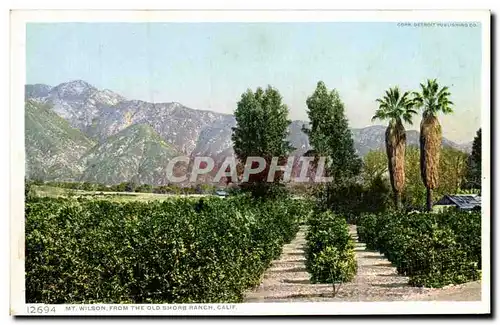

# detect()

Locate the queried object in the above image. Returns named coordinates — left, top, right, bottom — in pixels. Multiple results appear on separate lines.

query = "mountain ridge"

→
left=24, top=80, right=473, bottom=184
left=26, top=80, right=471, bottom=148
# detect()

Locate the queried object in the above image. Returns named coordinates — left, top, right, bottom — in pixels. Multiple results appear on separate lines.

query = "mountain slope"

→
left=191, top=115, right=236, bottom=158
left=86, top=100, right=232, bottom=154
left=29, top=82, right=231, bottom=155
left=25, top=100, right=96, bottom=181
left=24, top=80, right=473, bottom=184
left=79, top=124, right=181, bottom=185
left=350, top=125, right=471, bottom=156
left=25, top=84, right=52, bottom=99
left=30, top=80, right=125, bottom=133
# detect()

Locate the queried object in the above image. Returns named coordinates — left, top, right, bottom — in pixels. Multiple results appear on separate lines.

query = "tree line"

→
left=231, top=82, right=362, bottom=200
left=372, top=79, right=481, bottom=211
left=231, top=79, right=481, bottom=212
left=27, top=180, right=220, bottom=195
left=28, top=79, right=481, bottom=212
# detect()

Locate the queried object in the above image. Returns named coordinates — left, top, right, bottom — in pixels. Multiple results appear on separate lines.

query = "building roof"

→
left=436, top=194, right=481, bottom=210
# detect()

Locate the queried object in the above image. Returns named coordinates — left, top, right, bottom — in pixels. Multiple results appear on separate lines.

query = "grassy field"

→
left=32, top=185, right=209, bottom=202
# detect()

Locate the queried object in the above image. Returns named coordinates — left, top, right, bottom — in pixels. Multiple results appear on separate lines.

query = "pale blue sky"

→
left=26, top=22, right=482, bottom=143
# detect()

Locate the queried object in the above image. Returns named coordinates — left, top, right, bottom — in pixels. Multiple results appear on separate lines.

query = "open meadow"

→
left=31, top=185, right=209, bottom=202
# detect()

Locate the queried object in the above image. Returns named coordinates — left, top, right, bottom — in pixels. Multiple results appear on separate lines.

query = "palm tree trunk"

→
left=386, top=121, right=406, bottom=211
left=420, top=115, right=441, bottom=212
left=394, top=191, right=402, bottom=211
left=426, top=187, right=433, bottom=211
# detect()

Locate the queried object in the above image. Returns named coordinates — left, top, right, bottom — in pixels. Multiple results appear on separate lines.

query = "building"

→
left=433, top=194, right=481, bottom=212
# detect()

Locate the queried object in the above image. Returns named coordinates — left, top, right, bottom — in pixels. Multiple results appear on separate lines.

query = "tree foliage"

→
left=364, top=146, right=469, bottom=210
left=403, top=146, right=468, bottom=208
left=403, top=146, right=427, bottom=208
left=303, top=81, right=362, bottom=182
left=26, top=196, right=311, bottom=303
left=305, top=211, right=357, bottom=284
left=357, top=210, right=481, bottom=288
left=231, top=86, right=293, bottom=197
left=303, top=81, right=362, bottom=211
left=413, top=79, right=454, bottom=118
left=373, top=87, right=417, bottom=124
left=466, top=128, right=482, bottom=190
left=372, top=86, right=417, bottom=210
left=439, top=146, right=469, bottom=193
left=413, top=79, right=454, bottom=211
left=362, top=150, right=388, bottom=184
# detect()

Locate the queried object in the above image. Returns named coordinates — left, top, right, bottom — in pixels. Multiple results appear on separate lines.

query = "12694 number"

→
left=26, top=306, right=56, bottom=314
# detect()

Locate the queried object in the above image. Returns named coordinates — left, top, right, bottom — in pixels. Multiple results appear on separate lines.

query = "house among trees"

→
left=433, top=194, right=481, bottom=212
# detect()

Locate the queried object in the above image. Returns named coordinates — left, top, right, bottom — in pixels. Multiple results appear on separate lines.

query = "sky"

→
left=26, top=22, right=482, bottom=143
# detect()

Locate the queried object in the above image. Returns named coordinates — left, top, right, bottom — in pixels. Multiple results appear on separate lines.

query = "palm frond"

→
left=374, top=86, right=417, bottom=125
left=414, top=79, right=454, bottom=117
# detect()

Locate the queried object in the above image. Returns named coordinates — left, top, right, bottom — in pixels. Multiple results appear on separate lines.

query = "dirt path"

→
left=243, top=225, right=481, bottom=302
left=405, top=281, right=482, bottom=301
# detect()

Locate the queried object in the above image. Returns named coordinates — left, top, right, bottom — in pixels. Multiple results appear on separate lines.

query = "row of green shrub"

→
left=29, top=179, right=219, bottom=195
left=25, top=195, right=311, bottom=303
left=291, top=198, right=315, bottom=225
left=305, top=211, right=357, bottom=284
left=357, top=210, right=481, bottom=287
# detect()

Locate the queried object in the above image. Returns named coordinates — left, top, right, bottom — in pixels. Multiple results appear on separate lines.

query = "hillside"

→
left=79, top=124, right=181, bottom=185
left=25, top=100, right=95, bottom=181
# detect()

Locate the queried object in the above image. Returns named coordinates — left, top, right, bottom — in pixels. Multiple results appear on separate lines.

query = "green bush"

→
left=318, top=176, right=392, bottom=225
left=135, top=184, right=153, bottom=193
left=25, top=195, right=311, bottom=304
left=305, top=211, right=357, bottom=283
left=355, top=213, right=381, bottom=249
left=25, top=179, right=36, bottom=201
left=357, top=210, right=481, bottom=288
left=287, top=198, right=315, bottom=225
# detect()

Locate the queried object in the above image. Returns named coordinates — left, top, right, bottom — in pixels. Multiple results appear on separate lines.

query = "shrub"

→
left=307, top=246, right=357, bottom=284
left=287, top=198, right=315, bottom=225
left=25, top=179, right=36, bottom=201
left=25, top=196, right=311, bottom=303
left=124, top=182, right=137, bottom=192
left=356, top=210, right=481, bottom=288
left=305, top=211, right=357, bottom=284
left=135, top=184, right=153, bottom=193
left=320, top=177, right=392, bottom=225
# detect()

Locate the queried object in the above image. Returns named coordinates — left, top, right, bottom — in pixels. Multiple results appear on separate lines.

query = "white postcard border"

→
left=10, top=9, right=491, bottom=316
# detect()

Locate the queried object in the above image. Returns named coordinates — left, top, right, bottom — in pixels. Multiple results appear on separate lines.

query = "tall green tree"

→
left=466, top=128, right=482, bottom=190
left=374, top=146, right=469, bottom=209
left=303, top=81, right=362, bottom=207
left=362, top=150, right=388, bottom=184
left=439, top=147, right=469, bottom=194
left=372, top=87, right=417, bottom=210
left=403, top=146, right=427, bottom=208
left=231, top=86, right=293, bottom=196
left=413, top=79, right=454, bottom=211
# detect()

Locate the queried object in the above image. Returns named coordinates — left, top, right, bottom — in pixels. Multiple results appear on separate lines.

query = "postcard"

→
left=10, top=9, right=491, bottom=316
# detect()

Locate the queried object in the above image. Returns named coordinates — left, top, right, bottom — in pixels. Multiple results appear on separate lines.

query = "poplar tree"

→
left=303, top=81, right=361, bottom=183
left=231, top=86, right=293, bottom=197
left=303, top=81, right=362, bottom=208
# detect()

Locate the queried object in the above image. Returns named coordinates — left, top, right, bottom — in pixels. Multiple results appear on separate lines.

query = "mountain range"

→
left=25, top=80, right=473, bottom=185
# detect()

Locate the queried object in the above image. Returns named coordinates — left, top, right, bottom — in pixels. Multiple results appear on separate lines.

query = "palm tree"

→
left=413, top=79, right=454, bottom=211
left=372, top=87, right=417, bottom=210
